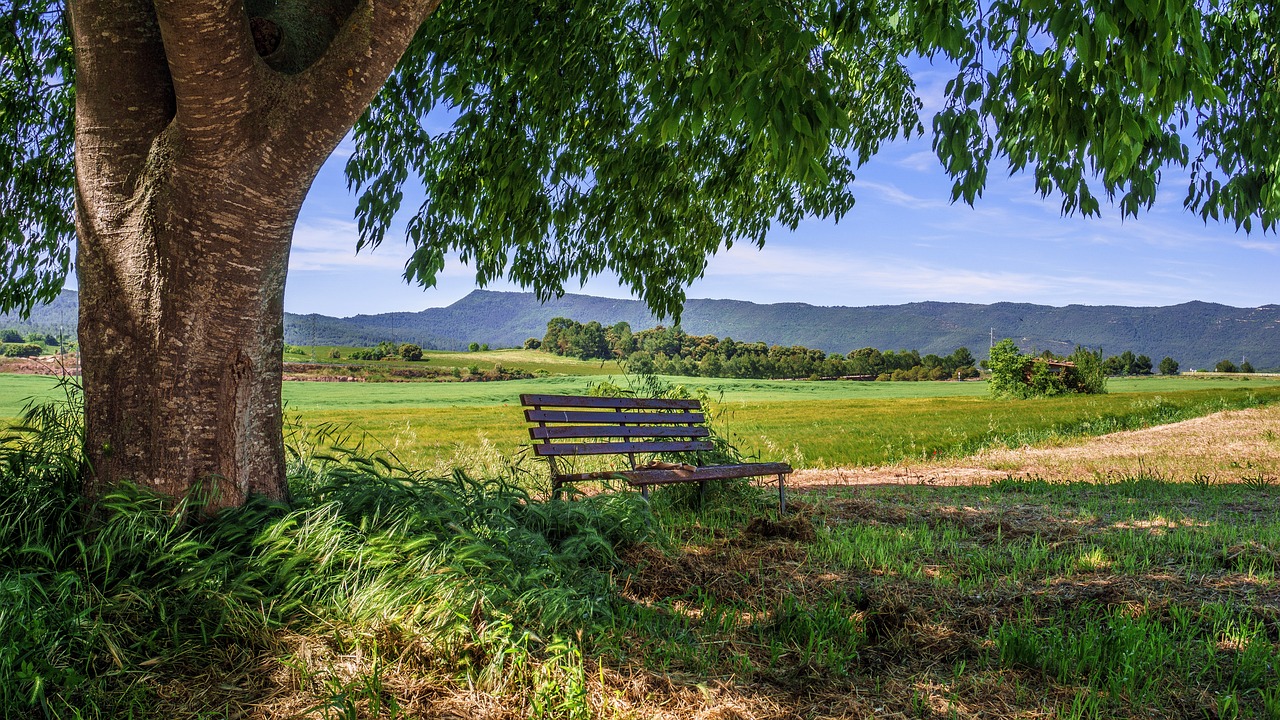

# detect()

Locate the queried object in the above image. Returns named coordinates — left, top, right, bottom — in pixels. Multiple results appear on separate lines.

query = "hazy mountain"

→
left=284, top=290, right=1280, bottom=370
left=6, top=289, right=1278, bottom=370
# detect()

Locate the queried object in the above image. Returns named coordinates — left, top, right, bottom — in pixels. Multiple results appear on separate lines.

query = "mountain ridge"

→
left=5, top=290, right=1277, bottom=370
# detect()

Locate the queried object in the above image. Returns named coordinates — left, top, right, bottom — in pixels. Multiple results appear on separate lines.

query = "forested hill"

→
left=279, top=290, right=1279, bottom=370
left=5, top=289, right=1278, bottom=370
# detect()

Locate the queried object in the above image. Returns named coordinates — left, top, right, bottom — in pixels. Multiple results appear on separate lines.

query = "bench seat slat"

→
left=530, top=425, right=711, bottom=440
left=532, top=440, right=714, bottom=456
left=555, top=462, right=793, bottom=485
left=525, top=409, right=705, bottom=425
left=521, top=394, right=701, bottom=410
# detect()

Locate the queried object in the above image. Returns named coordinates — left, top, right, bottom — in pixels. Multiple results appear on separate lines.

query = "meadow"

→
left=5, top=372, right=1280, bottom=474
left=283, top=345, right=628, bottom=376
left=4, top=369, right=1280, bottom=717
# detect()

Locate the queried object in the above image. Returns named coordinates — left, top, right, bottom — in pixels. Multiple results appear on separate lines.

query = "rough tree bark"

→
left=69, top=0, right=439, bottom=510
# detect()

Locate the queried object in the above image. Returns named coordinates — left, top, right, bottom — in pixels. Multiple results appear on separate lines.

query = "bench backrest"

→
left=521, top=393, right=714, bottom=458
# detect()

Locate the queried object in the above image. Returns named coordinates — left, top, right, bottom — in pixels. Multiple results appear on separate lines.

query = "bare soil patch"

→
left=789, top=404, right=1280, bottom=489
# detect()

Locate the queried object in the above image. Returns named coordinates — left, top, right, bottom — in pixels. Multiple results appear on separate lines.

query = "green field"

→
left=284, top=346, right=626, bottom=375
left=6, top=373, right=1280, bottom=473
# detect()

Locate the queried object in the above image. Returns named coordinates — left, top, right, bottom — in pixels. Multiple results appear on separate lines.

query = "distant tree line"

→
left=0, top=329, right=59, bottom=357
left=538, top=318, right=981, bottom=381
left=348, top=341, right=425, bottom=361
left=1213, top=359, right=1255, bottom=373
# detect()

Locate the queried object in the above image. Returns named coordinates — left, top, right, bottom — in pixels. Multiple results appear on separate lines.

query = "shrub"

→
left=989, top=340, right=1105, bottom=398
left=987, top=339, right=1030, bottom=397
left=1159, top=357, right=1179, bottom=375
left=398, top=343, right=423, bottom=361
left=0, top=329, right=22, bottom=343
left=1216, top=359, right=1239, bottom=373
left=1, top=343, right=43, bottom=358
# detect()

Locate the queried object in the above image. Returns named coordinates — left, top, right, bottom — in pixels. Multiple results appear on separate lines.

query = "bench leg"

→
left=778, top=473, right=787, bottom=514
left=641, top=485, right=650, bottom=503
left=698, top=480, right=708, bottom=509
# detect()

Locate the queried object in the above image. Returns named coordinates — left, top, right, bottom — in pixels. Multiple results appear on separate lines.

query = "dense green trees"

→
left=541, top=318, right=979, bottom=381
left=987, top=340, right=1107, bottom=398
left=0, top=343, right=42, bottom=358
left=1102, top=350, right=1154, bottom=376
left=349, top=342, right=425, bottom=362
left=1159, top=357, right=1180, bottom=375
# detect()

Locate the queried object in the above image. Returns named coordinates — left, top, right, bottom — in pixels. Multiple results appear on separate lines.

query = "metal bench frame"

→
left=521, top=393, right=792, bottom=512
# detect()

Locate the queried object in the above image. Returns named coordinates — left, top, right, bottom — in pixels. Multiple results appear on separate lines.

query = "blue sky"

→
left=283, top=64, right=1278, bottom=318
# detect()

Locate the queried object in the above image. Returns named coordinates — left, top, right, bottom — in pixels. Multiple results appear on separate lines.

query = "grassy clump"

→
left=0, top=392, right=651, bottom=717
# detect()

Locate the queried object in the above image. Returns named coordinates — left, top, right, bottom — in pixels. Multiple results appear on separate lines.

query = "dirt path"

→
left=790, top=403, right=1280, bottom=489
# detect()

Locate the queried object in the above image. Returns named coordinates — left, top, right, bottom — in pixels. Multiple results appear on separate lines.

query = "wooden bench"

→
left=521, top=393, right=793, bottom=512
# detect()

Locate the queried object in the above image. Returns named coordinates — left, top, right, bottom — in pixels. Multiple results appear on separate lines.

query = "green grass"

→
left=604, top=477, right=1280, bottom=718
left=292, top=379, right=1280, bottom=472
left=5, top=388, right=1280, bottom=718
left=284, top=346, right=627, bottom=375
left=8, top=373, right=1280, bottom=473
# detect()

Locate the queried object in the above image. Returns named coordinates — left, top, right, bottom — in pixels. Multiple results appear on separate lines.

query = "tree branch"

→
left=68, top=0, right=174, bottom=204
left=152, top=0, right=261, bottom=157
left=274, top=0, right=442, bottom=171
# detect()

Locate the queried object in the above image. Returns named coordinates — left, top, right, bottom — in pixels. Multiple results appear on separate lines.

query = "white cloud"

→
left=896, top=150, right=939, bottom=173
left=856, top=180, right=950, bottom=211
left=1233, top=240, right=1280, bottom=254
left=696, top=242, right=1213, bottom=308
left=288, top=218, right=405, bottom=272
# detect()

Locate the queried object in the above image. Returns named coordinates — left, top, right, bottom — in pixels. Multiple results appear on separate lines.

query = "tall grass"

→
left=0, top=388, right=652, bottom=717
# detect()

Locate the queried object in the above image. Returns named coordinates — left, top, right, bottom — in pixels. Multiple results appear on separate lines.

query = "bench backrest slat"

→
left=520, top=394, right=701, bottom=410
left=525, top=409, right=705, bottom=425
left=522, top=394, right=715, bottom=459
left=534, top=440, right=714, bottom=457
left=530, top=425, right=711, bottom=440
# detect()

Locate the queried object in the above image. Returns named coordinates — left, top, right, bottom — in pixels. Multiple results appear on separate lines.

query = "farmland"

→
left=5, top=371, right=1279, bottom=474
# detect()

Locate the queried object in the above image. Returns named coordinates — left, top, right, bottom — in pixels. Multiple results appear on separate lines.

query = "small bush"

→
left=1, top=343, right=43, bottom=357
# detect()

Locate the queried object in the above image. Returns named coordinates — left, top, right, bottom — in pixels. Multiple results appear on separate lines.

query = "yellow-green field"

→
left=284, top=346, right=626, bottom=375
left=9, top=372, right=1278, bottom=473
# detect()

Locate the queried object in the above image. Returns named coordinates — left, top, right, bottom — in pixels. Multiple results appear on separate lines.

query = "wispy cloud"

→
left=856, top=180, right=950, bottom=211
left=1233, top=240, right=1280, bottom=254
left=698, top=242, right=1214, bottom=307
left=896, top=150, right=939, bottom=173
left=289, top=218, right=405, bottom=272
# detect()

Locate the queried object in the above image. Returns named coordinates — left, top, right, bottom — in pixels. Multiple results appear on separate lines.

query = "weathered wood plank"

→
left=520, top=394, right=701, bottom=410
left=530, top=425, right=711, bottom=440
left=555, top=462, right=793, bottom=484
left=531, top=440, right=715, bottom=456
left=525, top=409, right=705, bottom=425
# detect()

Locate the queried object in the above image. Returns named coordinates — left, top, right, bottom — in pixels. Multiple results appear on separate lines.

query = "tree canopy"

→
left=4, top=0, right=1279, bottom=321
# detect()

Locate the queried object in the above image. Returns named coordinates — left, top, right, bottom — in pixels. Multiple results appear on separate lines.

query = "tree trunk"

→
left=68, top=0, right=438, bottom=511
left=78, top=135, right=308, bottom=510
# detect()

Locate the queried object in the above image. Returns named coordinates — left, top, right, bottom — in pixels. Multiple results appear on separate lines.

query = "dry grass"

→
left=790, top=404, right=1280, bottom=489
